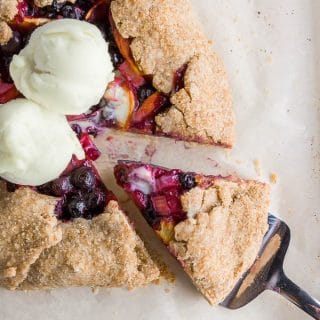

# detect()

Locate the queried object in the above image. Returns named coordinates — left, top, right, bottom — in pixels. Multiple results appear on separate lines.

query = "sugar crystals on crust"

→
left=19, top=201, right=160, bottom=290
left=169, top=179, right=270, bottom=304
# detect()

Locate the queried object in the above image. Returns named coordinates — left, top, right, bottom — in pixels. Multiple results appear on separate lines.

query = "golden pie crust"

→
left=169, top=179, right=270, bottom=304
left=0, top=182, right=160, bottom=290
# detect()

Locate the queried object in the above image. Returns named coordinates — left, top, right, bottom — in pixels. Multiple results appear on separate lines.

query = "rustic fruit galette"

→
left=114, top=162, right=270, bottom=304
left=0, top=0, right=269, bottom=302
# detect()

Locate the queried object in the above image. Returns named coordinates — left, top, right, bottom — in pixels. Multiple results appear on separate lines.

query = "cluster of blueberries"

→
left=37, top=166, right=107, bottom=220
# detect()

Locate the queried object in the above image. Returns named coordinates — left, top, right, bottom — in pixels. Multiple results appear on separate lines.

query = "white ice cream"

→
left=10, top=19, right=113, bottom=115
left=0, top=99, right=85, bottom=186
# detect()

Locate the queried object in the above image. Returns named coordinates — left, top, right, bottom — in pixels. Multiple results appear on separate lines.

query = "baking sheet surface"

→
left=1, top=0, right=319, bottom=319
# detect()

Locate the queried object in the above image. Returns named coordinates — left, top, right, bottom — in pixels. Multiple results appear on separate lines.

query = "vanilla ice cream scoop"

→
left=0, top=99, right=85, bottom=186
left=10, top=19, right=113, bottom=115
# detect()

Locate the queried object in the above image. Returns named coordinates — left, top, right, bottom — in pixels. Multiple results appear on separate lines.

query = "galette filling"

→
left=114, top=161, right=219, bottom=243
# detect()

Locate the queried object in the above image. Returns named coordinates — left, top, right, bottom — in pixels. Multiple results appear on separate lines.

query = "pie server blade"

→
left=221, top=214, right=320, bottom=319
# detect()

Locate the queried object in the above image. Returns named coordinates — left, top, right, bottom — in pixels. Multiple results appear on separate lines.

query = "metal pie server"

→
left=221, top=214, right=320, bottom=319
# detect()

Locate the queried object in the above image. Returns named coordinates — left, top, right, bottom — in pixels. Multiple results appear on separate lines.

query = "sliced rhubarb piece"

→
left=114, top=162, right=187, bottom=229
left=0, top=81, right=19, bottom=103
left=118, top=60, right=145, bottom=88
left=151, top=195, right=171, bottom=216
left=79, top=133, right=101, bottom=161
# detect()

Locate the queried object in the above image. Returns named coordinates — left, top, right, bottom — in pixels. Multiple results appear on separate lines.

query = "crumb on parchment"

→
left=269, top=173, right=278, bottom=184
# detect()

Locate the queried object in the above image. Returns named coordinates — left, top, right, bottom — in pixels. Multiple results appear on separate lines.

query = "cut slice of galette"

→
left=114, top=162, right=270, bottom=304
left=0, top=160, right=160, bottom=290
left=0, top=0, right=234, bottom=147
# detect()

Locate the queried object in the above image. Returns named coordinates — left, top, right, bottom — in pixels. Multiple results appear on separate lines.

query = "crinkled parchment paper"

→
left=0, top=0, right=319, bottom=319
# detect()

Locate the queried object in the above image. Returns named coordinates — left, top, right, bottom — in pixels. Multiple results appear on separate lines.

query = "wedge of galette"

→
left=114, top=162, right=270, bottom=304
left=0, top=160, right=159, bottom=290
left=0, top=0, right=234, bottom=147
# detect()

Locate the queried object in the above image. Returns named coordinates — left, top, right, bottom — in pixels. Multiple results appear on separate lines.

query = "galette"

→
left=115, top=162, right=270, bottom=304
left=0, top=0, right=268, bottom=302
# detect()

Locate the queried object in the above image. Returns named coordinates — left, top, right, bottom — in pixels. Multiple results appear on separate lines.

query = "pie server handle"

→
left=267, top=269, right=320, bottom=319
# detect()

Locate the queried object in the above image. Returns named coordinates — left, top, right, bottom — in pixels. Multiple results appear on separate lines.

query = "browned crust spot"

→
left=111, top=0, right=235, bottom=147
left=169, top=179, right=270, bottom=304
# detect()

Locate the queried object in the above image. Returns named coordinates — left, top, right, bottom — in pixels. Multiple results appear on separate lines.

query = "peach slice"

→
left=103, top=78, right=135, bottom=129
left=155, top=220, right=175, bottom=245
left=109, top=14, right=143, bottom=77
left=131, top=92, right=168, bottom=124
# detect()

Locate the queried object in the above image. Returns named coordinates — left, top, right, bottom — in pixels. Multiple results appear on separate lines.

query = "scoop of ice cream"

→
left=0, top=99, right=85, bottom=186
left=10, top=19, right=113, bottom=115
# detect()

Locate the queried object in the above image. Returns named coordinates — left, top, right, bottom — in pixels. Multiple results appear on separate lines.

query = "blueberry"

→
left=85, top=189, right=106, bottom=214
left=179, top=173, right=196, bottom=190
left=22, top=33, right=31, bottom=46
left=137, top=84, right=156, bottom=105
left=37, top=182, right=54, bottom=195
left=95, top=22, right=109, bottom=41
left=51, top=0, right=63, bottom=12
left=51, top=176, right=73, bottom=196
left=143, top=199, right=159, bottom=226
left=0, top=56, right=13, bottom=83
left=67, top=197, right=87, bottom=218
left=6, top=182, right=17, bottom=193
left=38, top=0, right=62, bottom=18
left=108, top=42, right=124, bottom=68
left=71, top=167, right=96, bottom=190
left=87, top=126, right=98, bottom=137
left=61, top=5, right=83, bottom=19
left=1, top=31, right=22, bottom=56
left=103, top=25, right=114, bottom=43
left=75, top=0, right=92, bottom=11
